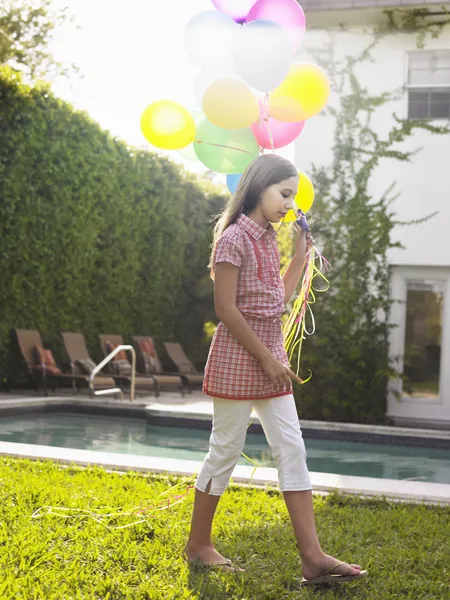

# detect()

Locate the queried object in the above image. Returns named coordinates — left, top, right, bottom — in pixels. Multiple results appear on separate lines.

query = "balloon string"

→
left=29, top=417, right=267, bottom=530
left=264, top=93, right=276, bottom=154
left=195, top=140, right=255, bottom=156
left=31, top=477, right=197, bottom=530
left=256, top=94, right=275, bottom=155
left=284, top=241, right=330, bottom=378
left=259, top=93, right=265, bottom=155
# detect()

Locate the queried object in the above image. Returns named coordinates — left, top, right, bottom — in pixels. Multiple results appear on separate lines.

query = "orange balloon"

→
left=203, top=78, right=259, bottom=129
left=269, top=63, right=330, bottom=122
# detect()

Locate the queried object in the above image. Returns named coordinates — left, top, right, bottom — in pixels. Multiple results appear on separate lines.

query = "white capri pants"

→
left=196, top=394, right=312, bottom=496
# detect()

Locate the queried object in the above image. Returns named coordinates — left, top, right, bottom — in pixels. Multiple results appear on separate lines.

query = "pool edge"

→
left=1, top=396, right=450, bottom=448
left=1, top=440, right=449, bottom=506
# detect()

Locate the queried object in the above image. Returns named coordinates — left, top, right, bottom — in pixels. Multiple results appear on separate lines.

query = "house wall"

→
left=294, top=8, right=450, bottom=427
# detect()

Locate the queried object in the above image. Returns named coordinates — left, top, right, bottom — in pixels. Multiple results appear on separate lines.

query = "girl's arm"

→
left=215, top=262, right=301, bottom=390
left=282, top=229, right=308, bottom=304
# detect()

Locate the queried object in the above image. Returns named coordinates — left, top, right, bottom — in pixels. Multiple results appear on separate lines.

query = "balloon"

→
left=194, top=119, right=259, bottom=174
left=177, top=111, right=205, bottom=161
left=194, top=68, right=237, bottom=108
left=226, top=173, right=242, bottom=193
left=232, top=20, right=293, bottom=92
left=203, top=78, right=259, bottom=129
left=251, top=103, right=304, bottom=149
left=296, top=172, right=315, bottom=212
left=246, top=0, right=306, bottom=51
left=211, top=0, right=258, bottom=23
left=140, top=101, right=196, bottom=150
left=183, top=11, right=236, bottom=71
left=269, top=63, right=330, bottom=122
left=284, top=172, right=315, bottom=222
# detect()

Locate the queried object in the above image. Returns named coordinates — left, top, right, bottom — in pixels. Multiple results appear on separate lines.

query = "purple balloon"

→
left=297, top=214, right=310, bottom=232
left=211, top=0, right=258, bottom=24
left=295, top=211, right=310, bottom=233
left=246, top=0, right=306, bottom=50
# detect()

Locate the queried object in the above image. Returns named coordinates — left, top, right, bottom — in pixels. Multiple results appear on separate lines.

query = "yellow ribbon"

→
left=284, top=245, right=330, bottom=379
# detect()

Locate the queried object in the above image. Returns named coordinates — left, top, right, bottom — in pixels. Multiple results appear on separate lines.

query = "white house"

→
left=296, top=1, right=450, bottom=428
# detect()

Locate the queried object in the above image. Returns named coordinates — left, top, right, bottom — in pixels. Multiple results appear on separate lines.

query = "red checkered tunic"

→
left=203, top=214, right=292, bottom=400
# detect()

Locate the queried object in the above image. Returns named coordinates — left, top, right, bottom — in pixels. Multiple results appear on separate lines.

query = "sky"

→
left=50, top=0, right=295, bottom=174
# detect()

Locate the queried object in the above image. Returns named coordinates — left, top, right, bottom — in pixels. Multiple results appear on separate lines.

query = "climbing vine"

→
left=382, top=7, right=450, bottom=48
left=287, top=13, right=450, bottom=423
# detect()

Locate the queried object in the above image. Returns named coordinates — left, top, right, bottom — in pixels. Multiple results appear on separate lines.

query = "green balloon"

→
left=194, top=119, right=259, bottom=174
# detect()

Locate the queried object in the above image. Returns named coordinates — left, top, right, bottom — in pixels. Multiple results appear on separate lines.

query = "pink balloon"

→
left=251, top=108, right=304, bottom=150
left=211, top=0, right=258, bottom=24
left=246, top=0, right=306, bottom=50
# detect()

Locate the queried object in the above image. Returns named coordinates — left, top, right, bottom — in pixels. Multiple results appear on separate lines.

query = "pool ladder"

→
left=89, top=345, right=136, bottom=401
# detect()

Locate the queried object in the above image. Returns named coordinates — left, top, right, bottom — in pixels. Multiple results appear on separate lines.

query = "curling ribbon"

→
left=284, top=210, right=330, bottom=379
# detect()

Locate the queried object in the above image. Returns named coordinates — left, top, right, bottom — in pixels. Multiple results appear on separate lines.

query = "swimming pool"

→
left=0, top=411, right=449, bottom=484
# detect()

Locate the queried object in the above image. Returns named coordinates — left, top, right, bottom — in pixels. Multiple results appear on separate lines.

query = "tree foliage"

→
left=0, top=0, right=73, bottom=80
left=0, top=67, right=223, bottom=380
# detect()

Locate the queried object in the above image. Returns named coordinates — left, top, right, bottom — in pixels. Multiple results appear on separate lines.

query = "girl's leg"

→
left=254, top=395, right=361, bottom=580
left=184, top=398, right=253, bottom=564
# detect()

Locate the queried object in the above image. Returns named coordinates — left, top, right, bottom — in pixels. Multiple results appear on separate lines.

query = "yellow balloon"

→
left=203, top=78, right=259, bottom=130
left=269, top=63, right=330, bottom=122
left=140, top=100, right=196, bottom=150
left=284, top=172, right=315, bottom=222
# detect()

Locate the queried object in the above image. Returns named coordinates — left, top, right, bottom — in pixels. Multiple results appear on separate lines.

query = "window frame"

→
left=402, top=278, right=445, bottom=401
left=406, top=49, right=450, bottom=121
left=389, top=266, right=450, bottom=408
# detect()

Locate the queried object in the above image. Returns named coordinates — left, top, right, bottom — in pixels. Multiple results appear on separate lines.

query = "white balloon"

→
left=183, top=11, right=237, bottom=71
left=232, top=19, right=294, bottom=92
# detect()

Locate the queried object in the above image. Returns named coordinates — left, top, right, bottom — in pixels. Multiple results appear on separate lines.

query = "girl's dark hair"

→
left=210, top=154, right=297, bottom=271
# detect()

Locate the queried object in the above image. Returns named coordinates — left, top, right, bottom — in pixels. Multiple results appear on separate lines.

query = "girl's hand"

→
left=260, top=355, right=302, bottom=390
left=294, top=228, right=313, bottom=264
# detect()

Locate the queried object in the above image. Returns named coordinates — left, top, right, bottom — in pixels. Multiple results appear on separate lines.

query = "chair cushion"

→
left=76, top=358, right=97, bottom=375
left=105, top=342, right=131, bottom=375
left=33, top=345, right=62, bottom=375
left=153, top=374, right=182, bottom=385
left=139, top=339, right=160, bottom=373
left=112, top=359, right=132, bottom=376
left=184, top=373, right=204, bottom=384
left=134, top=376, right=156, bottom=388
left=92, top=376, right=116, bottom=387
left=106, top=341, right=127, bottom=361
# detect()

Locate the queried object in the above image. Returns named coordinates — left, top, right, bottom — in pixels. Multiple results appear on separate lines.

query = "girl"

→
left=184, top=155, right=367, bottom=585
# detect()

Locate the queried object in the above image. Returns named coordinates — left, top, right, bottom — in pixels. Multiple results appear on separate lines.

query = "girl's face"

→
left=256, top=176, right=299, bottom=225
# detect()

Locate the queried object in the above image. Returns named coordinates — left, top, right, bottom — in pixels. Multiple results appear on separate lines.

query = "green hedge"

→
left=0, top=67, right=224, bottom=380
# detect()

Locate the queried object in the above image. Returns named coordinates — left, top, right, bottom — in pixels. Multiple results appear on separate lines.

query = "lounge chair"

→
left=61, top=332, right=119, bottom=395
left=163, top=342, right=204, bottom=390
left=132, top=336, right=186, bottom=395
left=98, top=334, right=159, bottom=397
left=15, top=328, right=72, bottom=395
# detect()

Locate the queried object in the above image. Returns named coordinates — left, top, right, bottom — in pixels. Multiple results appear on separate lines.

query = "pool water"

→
left=0, top=412, right=449, bottom=484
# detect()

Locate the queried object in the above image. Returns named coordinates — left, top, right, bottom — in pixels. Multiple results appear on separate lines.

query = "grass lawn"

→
left=0, top=457, right=449, bottom=599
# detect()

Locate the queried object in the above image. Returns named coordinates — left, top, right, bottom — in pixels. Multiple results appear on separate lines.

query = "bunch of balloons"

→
left=140, top=0, right=330, bottom=215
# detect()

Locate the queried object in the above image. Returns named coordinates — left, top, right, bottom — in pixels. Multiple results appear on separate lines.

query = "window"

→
left=407, top=50, right=450, bottom=120
left=403, top=280, right=444, bottom=399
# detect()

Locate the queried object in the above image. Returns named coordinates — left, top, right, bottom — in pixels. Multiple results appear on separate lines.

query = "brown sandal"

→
left=301, top=561, right=368, bottom=585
